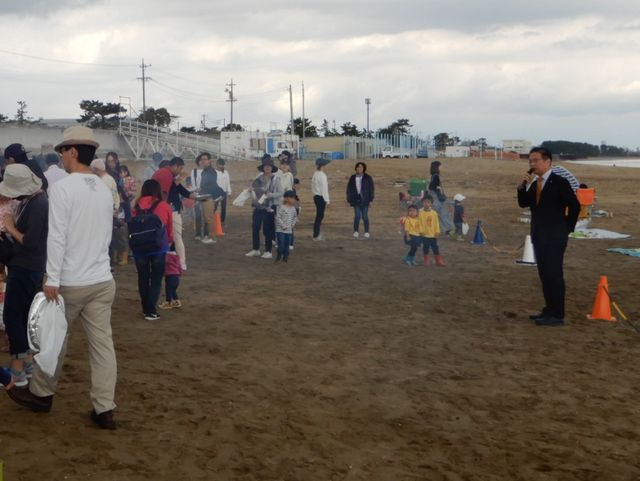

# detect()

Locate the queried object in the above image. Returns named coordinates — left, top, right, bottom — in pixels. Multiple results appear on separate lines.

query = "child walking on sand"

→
left=420, top=194, right=446, bottom=267
left=402, top=204, right=422, bottom=266
left=159, top=249, right=182, bottom=309
left=275, top=190, right=298, bottom=262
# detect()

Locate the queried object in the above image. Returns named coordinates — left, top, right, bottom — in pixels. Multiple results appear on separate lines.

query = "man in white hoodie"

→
left=7, top=126, right=119, bottom=430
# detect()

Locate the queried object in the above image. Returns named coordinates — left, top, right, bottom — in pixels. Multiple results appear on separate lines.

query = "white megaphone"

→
left=516, top=235, right=536, bottom=266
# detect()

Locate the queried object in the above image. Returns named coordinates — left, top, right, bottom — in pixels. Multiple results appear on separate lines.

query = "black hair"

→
left=158, top=160, right=170, bottom=168
left=45, top=153, right=60, bottom=165
left=196, top=152, right=211, bottom=165
left=422, top=193, right=434, bottom=203
left=430, top=160, right=441, bottom=175
left=217, top=158, right=225, bottom=165
left=530, top=147, right=553, bottom=161
left=62, top=145, right=97, bottom=166
left=118, top=164, right=131, bottom=176
left=407, top=204, right=419, bottom=211
left=139, top=179, right=163, bottom=201
left=169, top=157, right=185, bottom=166
left=106, top=151, right=119, bottom=163
left=355, top=161, right=367, bottom=172
left=283, top=190, right=296, bottom=198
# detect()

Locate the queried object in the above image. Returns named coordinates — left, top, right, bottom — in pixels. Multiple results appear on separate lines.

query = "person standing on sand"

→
left=427, top=160, right=454, bottom=234
left=311, top=157, right=330, bottom=241
left=346, top=161, right=374, bottom=239
left=517, top=147, right=580, bottom=327
left=7, top=126, right=119, bottom=430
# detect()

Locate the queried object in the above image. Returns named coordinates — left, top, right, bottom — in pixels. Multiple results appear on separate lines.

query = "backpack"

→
left=127, top=200, right=167, bottom=255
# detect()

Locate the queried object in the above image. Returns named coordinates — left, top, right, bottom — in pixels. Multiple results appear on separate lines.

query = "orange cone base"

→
left=586, top=314, right=616, bottom=322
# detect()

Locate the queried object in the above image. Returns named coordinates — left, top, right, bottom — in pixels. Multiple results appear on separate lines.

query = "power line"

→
left=0, top=48, right=137, bottom=67
left=150, top=78, right=227, bottom=102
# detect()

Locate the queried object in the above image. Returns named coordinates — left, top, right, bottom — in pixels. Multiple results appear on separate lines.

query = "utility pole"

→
left=365, top=98, right=371, bottom=136
left=301, top=81, right=306, bottom=147
left=201, top=114, right=207, bottom=130
left=288, top=84, right=294, bottom=136
left=137, top=58, right=152, bottom=117
left=225, top=79, right=237, bottom=128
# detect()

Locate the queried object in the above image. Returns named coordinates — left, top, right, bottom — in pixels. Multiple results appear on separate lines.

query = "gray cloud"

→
left=0, top=0, right=100, bottom=16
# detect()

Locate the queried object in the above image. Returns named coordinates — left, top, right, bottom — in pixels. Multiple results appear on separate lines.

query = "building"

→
left=503, top=139, right=532, bottom=154
left=444, top=146, right=471, bottom=157
left=220, top=130, right=298, bottom=160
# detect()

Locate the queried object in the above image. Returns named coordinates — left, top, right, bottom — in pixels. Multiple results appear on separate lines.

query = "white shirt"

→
left=215, top=169, right=232, bottom=194
left=191, top=168, right=204, bottom=191
left=46, top=173, right=113, bottom=287
left=355, top=174, right=363, bottom=194
left=311, top=170, right=330, bottom=204
left=277, top=171, right=294, bottom=192
left=44, top=164, right=68, bottom=186
left=526, top=168, right=552, bottom=192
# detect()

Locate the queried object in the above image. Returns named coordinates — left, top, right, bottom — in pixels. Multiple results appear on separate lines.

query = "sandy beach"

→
left=2, top=156, right=640, bottom=480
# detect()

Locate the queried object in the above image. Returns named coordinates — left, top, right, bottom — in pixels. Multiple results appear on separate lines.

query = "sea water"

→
left=571, top=158, right=640, bottom=168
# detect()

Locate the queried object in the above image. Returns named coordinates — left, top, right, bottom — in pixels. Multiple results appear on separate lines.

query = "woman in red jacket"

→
left=132, top=179, right=173, bottom=321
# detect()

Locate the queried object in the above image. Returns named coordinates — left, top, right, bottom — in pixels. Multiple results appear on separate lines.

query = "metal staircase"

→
left=118, top=118, right=221, bottom=160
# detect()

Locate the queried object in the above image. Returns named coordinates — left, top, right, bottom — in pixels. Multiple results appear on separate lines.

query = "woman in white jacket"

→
left=311, top=157, right=330, bottom=241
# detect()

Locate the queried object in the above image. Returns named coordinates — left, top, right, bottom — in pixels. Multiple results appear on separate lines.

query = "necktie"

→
left=536, top=176, right=542, bottom=205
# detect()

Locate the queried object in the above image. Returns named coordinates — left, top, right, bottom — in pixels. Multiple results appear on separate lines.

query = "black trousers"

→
left=313, top=195, right=326, bottom=238
left=220, top=193, right=228, bottom=224
left=533, top=239, right=568, bottom=319
left=252, top=208, right=275, bottom=251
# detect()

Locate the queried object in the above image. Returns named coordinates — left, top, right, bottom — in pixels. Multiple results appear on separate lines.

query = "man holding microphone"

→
left=517, top=147, right=581, bottom=326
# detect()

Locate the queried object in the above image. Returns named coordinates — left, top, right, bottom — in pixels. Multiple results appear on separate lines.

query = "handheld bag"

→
left=127, top=200, right=167, bottom=255
left=28, top=292, right=67, bottom=377
left=232, top=188, right=251, bottom=207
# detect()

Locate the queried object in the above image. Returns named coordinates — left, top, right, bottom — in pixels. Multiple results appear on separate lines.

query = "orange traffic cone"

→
left=213, top=211, right=225, bottom=236
left=587, top=276, right=616, bottom=322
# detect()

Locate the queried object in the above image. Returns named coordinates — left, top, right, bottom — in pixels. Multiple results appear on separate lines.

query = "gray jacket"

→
left=251, top=174, right=283, bottom=210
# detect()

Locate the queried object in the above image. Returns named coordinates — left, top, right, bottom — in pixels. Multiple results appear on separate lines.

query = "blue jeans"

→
left=276, top=232, right=292, bottom=258
left=3, top=266, right=44, bottom=357
left=135, top=254, right=165, bottom=315
left=165, top=275, right=180, bottom=301
left=353, top=204, right=370, bottom=233
left=252, top=209, right=275, bottom=251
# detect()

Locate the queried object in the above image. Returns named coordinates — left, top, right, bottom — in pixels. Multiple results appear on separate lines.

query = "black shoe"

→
left=535, top=316, right=566, bottom=326
left=528, top=312, right=545, bottom=320
left=282, top=256, right=288, bottom=263
left=7, top=386, right=53, bottom=413
left=275, top=253, right=282, bottom=262
left=90, top=409, right=117, bottom=430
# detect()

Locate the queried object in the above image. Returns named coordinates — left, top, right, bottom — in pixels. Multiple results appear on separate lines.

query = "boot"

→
left=423, top=255, right=430, bottom=266
left=435, top=255, right=447, bottom=267
left=117, top=251, right=128, bottom=266
left=404, top=255, right=415, bottom=266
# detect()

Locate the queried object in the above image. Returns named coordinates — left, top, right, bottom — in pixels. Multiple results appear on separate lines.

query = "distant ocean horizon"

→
left=568, top=158, right=640, bottom=168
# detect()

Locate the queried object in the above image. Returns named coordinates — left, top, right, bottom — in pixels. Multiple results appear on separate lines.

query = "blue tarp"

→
left=607, top=248, right=640, bottom=257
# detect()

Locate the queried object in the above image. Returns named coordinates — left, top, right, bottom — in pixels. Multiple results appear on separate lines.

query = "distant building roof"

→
left=40, top=119, right=79, bottom=128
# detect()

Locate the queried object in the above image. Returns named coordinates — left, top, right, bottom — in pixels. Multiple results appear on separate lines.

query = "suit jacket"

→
left=346, top=173, right=375, bottom=206
left=517, top=172, right=581, bottom=244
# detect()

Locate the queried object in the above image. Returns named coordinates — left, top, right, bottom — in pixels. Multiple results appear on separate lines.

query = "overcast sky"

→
left=1, top=0, right=640, bottom=147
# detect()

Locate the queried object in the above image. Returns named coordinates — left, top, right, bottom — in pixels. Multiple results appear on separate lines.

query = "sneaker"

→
left=10, top=367, right=28, bottom=388
left=24, top=360, right=34, bottom=379
left=144, top=313, right=160, bottom=321
left=245, top=249, right=261, bottom=257
left=364, top=232, right=371, bottom=239
left=170, top=300, right=182, bottom=308
left=201, top=236, right=216, bottom=244
left=289, top=245, right=294, bottom=251
left=90, top=409, right=117, bottom=430
left=181, top=264, right=187, bottom=271
left=353, top=232, right=359, bottom=238
left=158, top=301, right=173, bottom=310
left=261, top=252, right=273, bottom=259
left=194, top=236, right=202, bottom=241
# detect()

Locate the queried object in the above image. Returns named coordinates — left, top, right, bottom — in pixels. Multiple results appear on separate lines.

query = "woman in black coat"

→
left=346, top=162, right=375, bottom=238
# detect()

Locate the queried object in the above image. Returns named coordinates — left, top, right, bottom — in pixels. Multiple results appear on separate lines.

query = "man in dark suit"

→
left=517, top=147, right=581, bottom=326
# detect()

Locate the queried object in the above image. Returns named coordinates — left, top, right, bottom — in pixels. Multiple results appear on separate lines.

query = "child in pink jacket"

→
left=159, top=250, right=182, bottom=309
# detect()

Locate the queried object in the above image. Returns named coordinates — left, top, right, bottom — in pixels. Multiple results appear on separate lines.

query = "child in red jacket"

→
left=159, top=250, right=182, bottom=309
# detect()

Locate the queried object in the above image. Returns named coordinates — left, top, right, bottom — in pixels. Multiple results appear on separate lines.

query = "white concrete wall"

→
left=0, top=124, right=135, bottom=159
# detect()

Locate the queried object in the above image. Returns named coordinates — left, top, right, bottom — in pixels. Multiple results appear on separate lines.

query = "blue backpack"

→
left=128, top=200, right=167, bottom=255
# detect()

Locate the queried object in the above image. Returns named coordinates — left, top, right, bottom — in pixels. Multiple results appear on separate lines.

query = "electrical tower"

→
left=225, top=79, right=237, bottom=128
left=137, top=58, right=152, bottom=117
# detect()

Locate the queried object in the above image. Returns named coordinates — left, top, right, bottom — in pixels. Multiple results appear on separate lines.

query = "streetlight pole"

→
left=365, top=98, right=371, bottom=136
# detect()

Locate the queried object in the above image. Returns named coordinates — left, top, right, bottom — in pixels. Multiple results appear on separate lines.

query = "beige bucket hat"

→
left=54, top=125, right=100, bottom=153
left=0, top=164, right=43, bottom=198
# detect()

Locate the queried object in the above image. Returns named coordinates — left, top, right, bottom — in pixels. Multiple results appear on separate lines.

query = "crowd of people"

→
left=0, top=124, right=473, bottom=427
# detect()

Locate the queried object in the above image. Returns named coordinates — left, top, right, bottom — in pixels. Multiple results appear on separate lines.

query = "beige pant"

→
left=172, top=211, right=186, bottom=268
left=202, top=199, right=218, bottom=237
left=30, top=279, right=117, bottom=414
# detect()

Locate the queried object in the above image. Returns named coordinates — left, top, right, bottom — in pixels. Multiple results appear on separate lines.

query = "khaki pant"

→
left=30, top=279, right=117, bottom=414
left=202, top=199, right=218, bottom=237
left=172, top=211, right=186, bottom=268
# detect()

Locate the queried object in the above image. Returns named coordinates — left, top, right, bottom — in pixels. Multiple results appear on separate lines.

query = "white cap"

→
left=453, top=193, right=466, bottom=202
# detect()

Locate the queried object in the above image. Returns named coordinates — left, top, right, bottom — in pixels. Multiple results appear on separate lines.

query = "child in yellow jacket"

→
left=419, top=195, right=446, bottom=267
left=401, top=204, right=422, bottom=266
